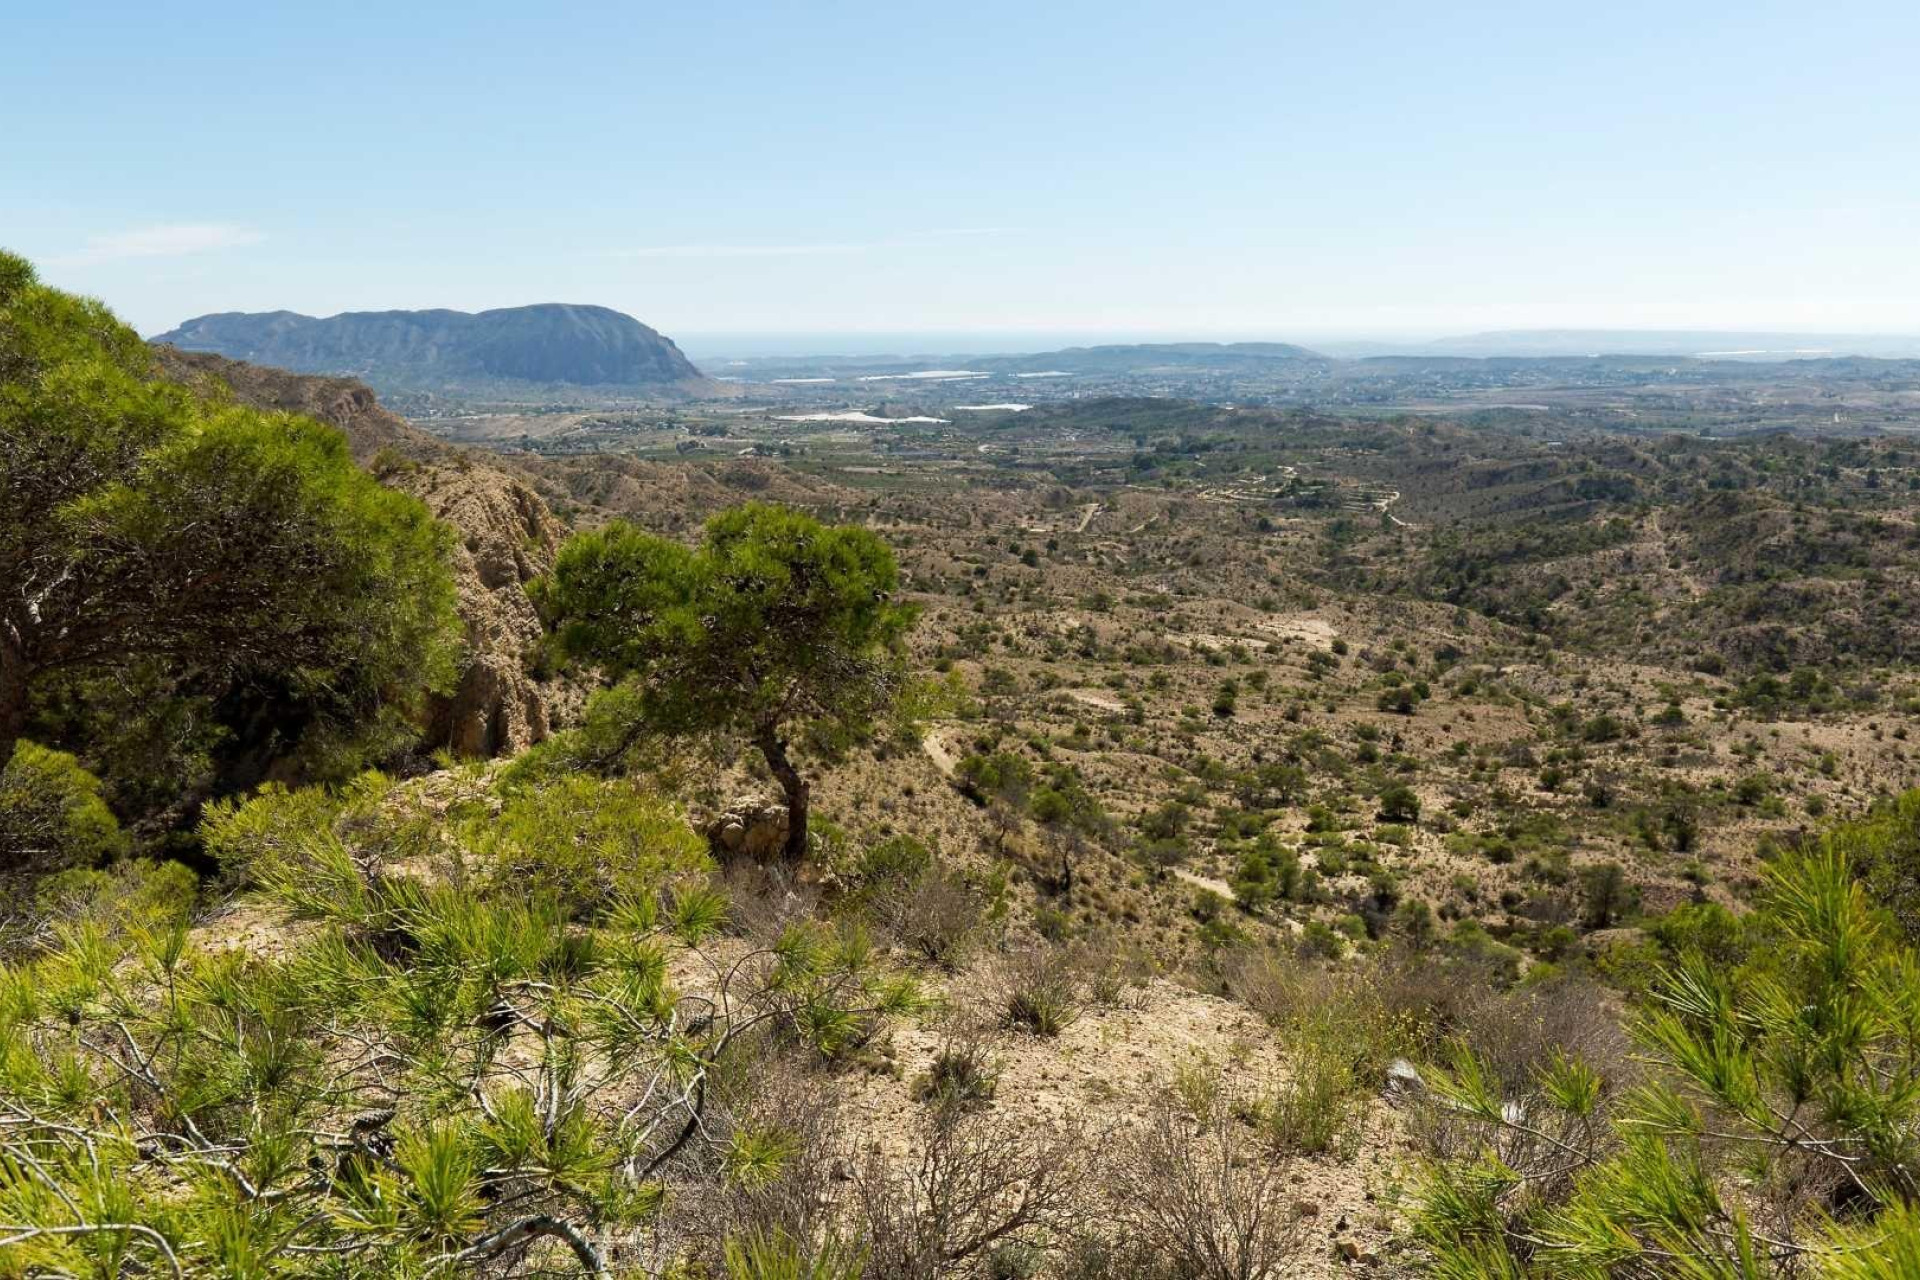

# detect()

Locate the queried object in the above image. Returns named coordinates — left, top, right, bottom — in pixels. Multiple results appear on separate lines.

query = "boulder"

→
left=1383, top=1058, right=1424, bottom=1102
left=705, top=796, right=789, bottom=861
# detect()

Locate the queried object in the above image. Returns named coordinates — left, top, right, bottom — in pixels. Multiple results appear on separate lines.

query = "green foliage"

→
left=957, top=750, right=1034, bottom=810
left=0, top=250, right=461, bottom=811
left=1378, top=783, right=1422, bottom=824
left=723, top=1229, right=865, bottom=1280
left=1231, top=835, right=1304, bottom=914
left=1831, top=789, right=1920, bottom=944
left=198, top=771, right=400, bottom=891
left=0, top=740, right=127, bottom=877
left=1415, top=804, right=1920, bottom=1276
left=0, top=767, right=917, bottom=1275
left=1577, top=860, right=1640, bottom=930
left=32, top=858, right=197, bottom=932
left=1258, top=1028, right=1367, bottom=1162
left=468, top=775, right=710, bottom=920
left=537, top=502, right=917, bottom=860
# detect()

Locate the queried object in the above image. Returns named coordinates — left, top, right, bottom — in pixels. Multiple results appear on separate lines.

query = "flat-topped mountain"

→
left=154, top=303, right=707, bottom=393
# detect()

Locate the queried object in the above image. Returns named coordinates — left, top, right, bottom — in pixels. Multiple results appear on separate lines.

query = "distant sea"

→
left=675, top=330, right=1212, bottom=361
left=675, top=328, right=1920, bottom=363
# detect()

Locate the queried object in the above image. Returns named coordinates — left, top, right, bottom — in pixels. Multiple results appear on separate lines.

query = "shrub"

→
left=876, top=866, right=986, bottom=970
left=1258, top=1038, right=1364, bottom=1158
left=0, top=772, right=923, bottom=1279
left=1833, top=789, right=1920, bottom=943
left=1415, top=839, right=1920, bottom=1274
left=199, top=775, right=373, bottom=889
left=0, top=741, right=128, bottom=879
left=1096, top=1087, right=1307, bottom=1279
left=1232, top=839, right=1302, bottom=913
left=854, top=1108, right=1088, bottom=1279
left=915, top=1031, right=1001, bottom=1113
left=32, top=858, right=197, bottom=931
left=470, top=776, right=710, bottom=920
left=858, top=833, right=935, bottom=887
left=1577, top=860, right=1639, bottom=930
left=1297, top=920, right=1346, bottom=960
left=722, top=1230, right=864, bottom=1280
left=1377, top=784, right=1421, bottom=823
left=1002, top=947, right=1081, bottom=1036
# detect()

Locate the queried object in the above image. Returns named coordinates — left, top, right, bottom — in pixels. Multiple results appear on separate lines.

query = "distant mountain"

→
left=1410, top=330, right=1920, bottom=360
left=706, top=340, right=1330, bottom=382
left=154, top=304, right=708, bottom=393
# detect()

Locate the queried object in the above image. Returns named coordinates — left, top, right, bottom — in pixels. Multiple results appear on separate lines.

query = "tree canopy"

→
left=537, top=502, right=917, bottom=861
left=0, top=251, right=461, bottom=832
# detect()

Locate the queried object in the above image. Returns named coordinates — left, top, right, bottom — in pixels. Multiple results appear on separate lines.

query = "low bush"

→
left=914, top=1027, right=1001, bottom=1113
left=0, top=741, right=127, bottom=880
left=1002, top=946, right=1081, bottom=1036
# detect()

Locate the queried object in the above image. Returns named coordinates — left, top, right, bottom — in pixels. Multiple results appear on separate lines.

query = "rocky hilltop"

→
left=154, top=302, right=708, bottom=394
left=152, top=346, right=571, bottom=757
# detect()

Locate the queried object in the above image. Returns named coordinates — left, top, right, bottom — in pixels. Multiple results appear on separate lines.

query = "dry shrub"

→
left=1080, top=935, right=1156, bottom=1010
left=1408, top=972, right=1637, bottom=1167
left=853, top=1107, right=1091, bottom=1280
left=1000, top=944, right=1082, bottom=1037
left=1093, top=1086, right=1307, bottom=1280
left=877, top=868, right=985, bottom=970
left=914, top=1021, right=1002, bottom=1114
left=658, top=1041, right=852, bottom=1270
left=722, top=858, right=821, bottom=944
left=1449, top=972, right=1635, bottom=1094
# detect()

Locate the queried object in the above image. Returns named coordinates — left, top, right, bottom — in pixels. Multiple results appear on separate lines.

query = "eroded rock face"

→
left=387, top=463, right=565, bottom=757
left=705, top=796, right=789, bottom=861
left=151, top=347, right=572, bottom=758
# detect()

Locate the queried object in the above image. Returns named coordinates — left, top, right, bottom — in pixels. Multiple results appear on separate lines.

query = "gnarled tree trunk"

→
left=755, top=726, right=810, bottom=863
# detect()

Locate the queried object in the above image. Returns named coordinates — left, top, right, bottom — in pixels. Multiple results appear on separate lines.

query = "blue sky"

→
left=7, top=0, right=1920, bottom=346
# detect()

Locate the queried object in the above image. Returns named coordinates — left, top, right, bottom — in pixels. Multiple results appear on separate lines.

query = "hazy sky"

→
left=8, top=0, right=1920, bottom=344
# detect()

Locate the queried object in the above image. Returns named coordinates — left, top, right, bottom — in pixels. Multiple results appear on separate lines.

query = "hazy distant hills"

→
left=1337, top=329, right=1920, bottom=360
left=1002, top=341, right=1327, bottom=371
left=154, top=304, right=708, bottom=394
left=706, top=340, right=1329, bottom=382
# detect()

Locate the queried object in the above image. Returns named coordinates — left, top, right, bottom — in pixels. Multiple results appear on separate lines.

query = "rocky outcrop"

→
left=151, top=347, right=570, bottom=757
left=704, top=796, right=790, bottom=861
left=389, top=462, right=566, bottom=757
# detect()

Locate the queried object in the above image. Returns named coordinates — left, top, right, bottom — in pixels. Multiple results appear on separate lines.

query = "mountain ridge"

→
left=154, top=302, right=710, bottom=393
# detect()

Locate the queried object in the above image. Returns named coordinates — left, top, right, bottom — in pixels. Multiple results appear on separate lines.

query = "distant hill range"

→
left=153, top=304, right=710, bottom=396
left=1004, top=341, right=1326, bottom=372
left=1364, top=329, right=1920, bottom=361
left=706, top=340, right=1329, bottom=382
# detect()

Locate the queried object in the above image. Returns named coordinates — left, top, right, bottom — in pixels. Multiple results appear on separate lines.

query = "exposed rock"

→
left=150, top=347, right=572, bottom=757
left=705, top=795, right=789, bottom=861
left=1383, top=1057, right=1424, bottom=1101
